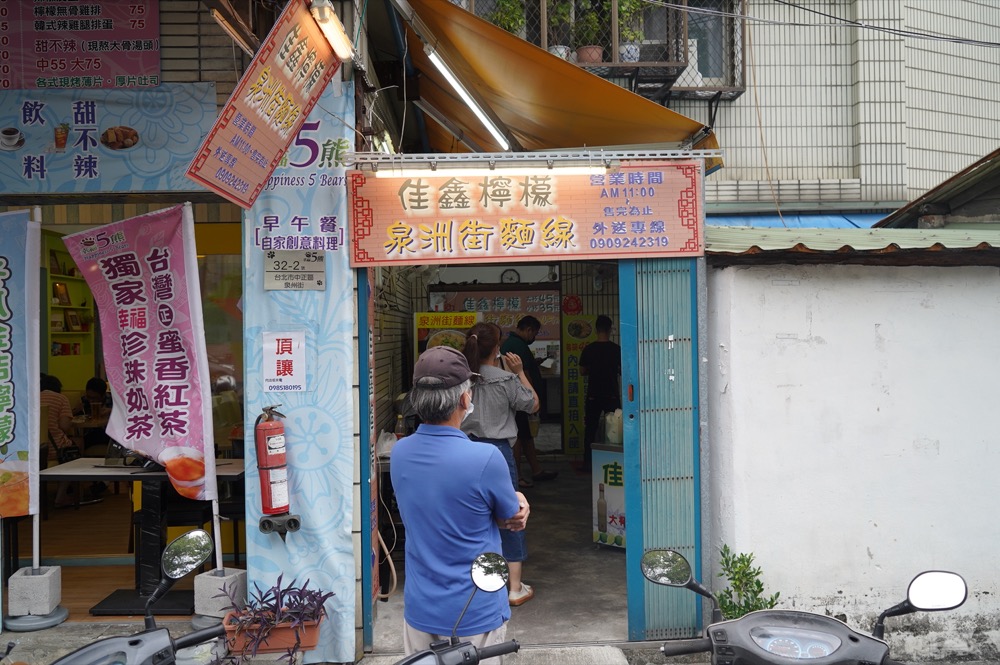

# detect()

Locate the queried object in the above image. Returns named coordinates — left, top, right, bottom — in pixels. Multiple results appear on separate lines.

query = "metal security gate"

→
left=621, top=257, right=702, bottom=641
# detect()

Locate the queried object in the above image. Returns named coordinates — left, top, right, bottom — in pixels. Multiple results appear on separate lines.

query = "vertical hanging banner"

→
left=185, top=0, right=342, bottom=209
left=562, top=314, right=596, bottom=455
left=0, top=211, right=40, bottom=517
left=64, top=204, right=218, bottom=501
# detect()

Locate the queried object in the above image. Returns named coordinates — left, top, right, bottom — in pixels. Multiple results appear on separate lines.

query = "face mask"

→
left=462, top=395, right=475, bottom=421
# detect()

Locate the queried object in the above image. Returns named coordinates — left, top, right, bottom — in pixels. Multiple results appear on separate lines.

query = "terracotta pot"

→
left=576, top=45, right=603, bottom=63
left=223, top=610, right=323, bottom=656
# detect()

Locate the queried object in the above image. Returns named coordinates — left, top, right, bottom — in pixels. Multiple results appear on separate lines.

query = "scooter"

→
left=52, top=529, right=227, bottom=665
left=639, top=549, right=967, bottom=665
left=394, top=552, right=521, bottom=665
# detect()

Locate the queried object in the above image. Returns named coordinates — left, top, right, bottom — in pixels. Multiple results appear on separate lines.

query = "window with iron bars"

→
left=458, top=0, right=745, bottom=100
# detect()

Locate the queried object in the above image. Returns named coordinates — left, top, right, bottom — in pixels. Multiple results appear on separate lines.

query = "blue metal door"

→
left=621, top=258, right=702, bottom=640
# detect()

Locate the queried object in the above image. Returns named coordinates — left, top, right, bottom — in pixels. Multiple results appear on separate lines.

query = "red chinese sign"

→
left=348, top=161, right=704, bottom=266
left=185, top=0, right=341, bottom=208
left=0, top=1, right=161, bottom=90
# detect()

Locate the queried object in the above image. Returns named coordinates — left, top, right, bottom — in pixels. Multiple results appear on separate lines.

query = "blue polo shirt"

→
left=390, top=423, right=520, bottom=635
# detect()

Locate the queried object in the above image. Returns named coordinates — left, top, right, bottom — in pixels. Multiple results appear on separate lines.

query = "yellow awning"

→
left=400, top=0, right=722, bottom=170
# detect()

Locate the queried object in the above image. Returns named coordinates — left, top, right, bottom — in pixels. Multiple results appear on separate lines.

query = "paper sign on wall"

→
left=263, top=330, right=307, bottom=392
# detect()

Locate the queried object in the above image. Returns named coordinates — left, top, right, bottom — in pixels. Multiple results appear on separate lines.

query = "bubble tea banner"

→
left=0, top=210, right=41, bottom=517
left=64, top=204, right=217, bottom=500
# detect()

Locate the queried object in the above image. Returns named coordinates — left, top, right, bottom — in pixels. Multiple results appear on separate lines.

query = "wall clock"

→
left=501, top=268, right=520, bottom=284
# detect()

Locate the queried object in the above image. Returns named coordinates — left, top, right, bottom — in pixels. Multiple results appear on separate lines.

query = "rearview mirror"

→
left=161, top=529, right=214, bottom=580
left=908, top=571, right=967, bottom=611
left=471, top=552, right=509, bottom=593
left=640, top=549, right=692, bottom=587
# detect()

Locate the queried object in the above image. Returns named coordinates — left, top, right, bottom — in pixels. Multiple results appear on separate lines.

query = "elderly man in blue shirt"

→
left=391, top=346, right=530, bottom=657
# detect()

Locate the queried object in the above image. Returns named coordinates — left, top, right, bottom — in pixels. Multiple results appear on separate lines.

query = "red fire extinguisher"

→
left=255, top=405, right=289, bottom=516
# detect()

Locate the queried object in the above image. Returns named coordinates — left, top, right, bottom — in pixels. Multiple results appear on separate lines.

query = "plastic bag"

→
left=604, top=409, right=623, bottom=445
left=376, top=430, right=398, bottom=458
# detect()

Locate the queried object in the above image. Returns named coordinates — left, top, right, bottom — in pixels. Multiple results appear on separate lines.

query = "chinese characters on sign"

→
left=0, top=1, right=161, bottom=90
left=0, top=84, right=216, bottom=195
left=593, top=448, right=625, bottom=548
left=64, top=205, right=217, bottom=501
left=561, top=315, right=596, bottom=455
left=0, top=210, right=39, bottom=517
left=263, top=331, right=306, bottom=392
left=348, top=161, right=704, bottom=266
left=429, top=289, right=560, bottom=341
left=186, top=0, right=342, bottom=208
left=263, top=249, right=325, bottom=291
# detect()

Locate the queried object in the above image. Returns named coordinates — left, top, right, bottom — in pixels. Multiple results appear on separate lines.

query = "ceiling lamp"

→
left=310, top=0, right=355, bottom=61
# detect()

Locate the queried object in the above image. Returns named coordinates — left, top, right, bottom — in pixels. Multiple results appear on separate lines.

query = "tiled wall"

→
left=670, top=1, right=1000, bottom=207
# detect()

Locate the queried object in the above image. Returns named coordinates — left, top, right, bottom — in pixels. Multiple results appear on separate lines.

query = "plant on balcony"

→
left=615, top=0, right=644, bottom=61
left=546, top=0, right=573, bottom=57
left=572, top=10, right=604, bottom=62
left=487, top=0, right=526, bottom=35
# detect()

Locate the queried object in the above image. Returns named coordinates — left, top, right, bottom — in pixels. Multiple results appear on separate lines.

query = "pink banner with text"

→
left=64, top=204, right=217, bottom=500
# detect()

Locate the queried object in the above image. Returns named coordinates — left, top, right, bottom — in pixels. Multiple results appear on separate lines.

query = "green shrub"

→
left=715, top=544, right=781, bottom=619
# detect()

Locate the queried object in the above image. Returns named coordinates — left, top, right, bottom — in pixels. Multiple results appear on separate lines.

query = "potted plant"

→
left=487, top=0, right=526, bottom=36
left=218, top=574, right=335, bottom=663
left=572, top=11, right=604, bottom=63
left=546, top=0, right=573, bottom=59
left=616, top=0, right=644, bottom=62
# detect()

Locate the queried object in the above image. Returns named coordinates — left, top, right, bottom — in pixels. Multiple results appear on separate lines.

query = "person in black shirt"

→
left=580, top=315, right=622, bottom=467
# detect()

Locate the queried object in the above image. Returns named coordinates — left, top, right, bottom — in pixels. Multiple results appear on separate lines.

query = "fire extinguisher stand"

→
left=255, top=405, right=301, bottom=540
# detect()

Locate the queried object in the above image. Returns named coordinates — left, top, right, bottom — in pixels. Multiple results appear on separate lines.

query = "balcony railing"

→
left=457, top=0, right=745, bottom=101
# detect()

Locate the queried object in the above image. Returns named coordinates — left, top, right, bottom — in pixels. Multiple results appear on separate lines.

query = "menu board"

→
left=428, top=287, right=560, bottom=341
left=0, top=1, right=161, bottom=90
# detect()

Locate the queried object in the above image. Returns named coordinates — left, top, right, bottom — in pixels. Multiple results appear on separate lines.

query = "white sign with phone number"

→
left=263, top=330, right=306, bottom=392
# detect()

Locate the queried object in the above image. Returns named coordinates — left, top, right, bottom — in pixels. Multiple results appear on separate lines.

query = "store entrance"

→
left=364, top=259, right=628, bottom=650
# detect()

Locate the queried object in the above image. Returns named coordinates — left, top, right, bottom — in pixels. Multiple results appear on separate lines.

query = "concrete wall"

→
left=705, top=263, right=1000, bottom=659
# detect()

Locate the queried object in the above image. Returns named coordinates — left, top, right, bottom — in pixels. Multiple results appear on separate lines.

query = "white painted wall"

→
left=706, top=263, right=1000, bottom=659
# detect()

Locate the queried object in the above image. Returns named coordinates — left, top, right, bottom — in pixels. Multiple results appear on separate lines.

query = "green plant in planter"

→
left=547, top=0, right=573, bottom=46
left=572, top=11, right=601, bottom=47
left=715, top=544, right=781, bottom=620
left=218, top=574, right=336, bottom=663
left=487, top=0, right=526, bottom=35
left=616, top=0, right=644, bottom=41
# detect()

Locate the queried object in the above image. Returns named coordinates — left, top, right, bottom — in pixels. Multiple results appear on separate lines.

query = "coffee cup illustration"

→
left=0, top=127, right=22, bottom=148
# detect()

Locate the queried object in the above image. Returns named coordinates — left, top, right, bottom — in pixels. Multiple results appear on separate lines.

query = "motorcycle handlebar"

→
left=476, top=639, right=520, bottom=661
left=173, top=623, right=228, bottom=651
left=659, top=637, right=713, bottom=657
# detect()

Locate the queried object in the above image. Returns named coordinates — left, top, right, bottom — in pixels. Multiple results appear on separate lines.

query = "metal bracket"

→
left=708, top=91, right=723, bottom=129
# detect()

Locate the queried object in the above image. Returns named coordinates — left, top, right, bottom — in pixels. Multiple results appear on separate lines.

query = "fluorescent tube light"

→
left=310, top=0, right=355, bottom=61
left=425, top=46, right=510, bottom=152
left=373, top=165, right=606, bottom=178
left=210, top=9, right=257, bottom=56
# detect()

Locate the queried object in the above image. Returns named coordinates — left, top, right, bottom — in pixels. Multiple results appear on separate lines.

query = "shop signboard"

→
left=0, top=83, right=216, bottom=195
left=64, top=204, right=218, bottom=501
left=185, top=0, right=342, bottom=209
left=562, top=315, right=596, bottom=456
left=348, top=161, right=704, bottom=267
left=0, top=210, right=40, bottom=517
left=0, top=1, right=161, bottom=90
left=428, top=287, right=559, bottom=341
left=413, top=311, right=479, bottom=362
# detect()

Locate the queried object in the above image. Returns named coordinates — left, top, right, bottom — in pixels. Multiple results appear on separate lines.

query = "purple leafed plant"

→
left=216, top=573, right=335, bottom=663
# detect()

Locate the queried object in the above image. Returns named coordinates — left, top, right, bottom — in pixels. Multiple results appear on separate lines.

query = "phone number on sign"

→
left=266, top=385, right=303, bottom=391
left=590, top=236, right=670, bottom=249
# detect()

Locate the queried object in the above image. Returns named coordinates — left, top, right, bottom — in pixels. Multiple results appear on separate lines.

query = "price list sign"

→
left=264, top=249, right=326, bottom=291
left=0, top=1, right=161, bottom=90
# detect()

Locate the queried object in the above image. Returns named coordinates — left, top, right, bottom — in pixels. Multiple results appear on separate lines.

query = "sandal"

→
left=518, top=478, right=534, bottom=489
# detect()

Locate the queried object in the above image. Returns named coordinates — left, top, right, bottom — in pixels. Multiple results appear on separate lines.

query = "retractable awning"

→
left=391, top=0, right=722, bottom=171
